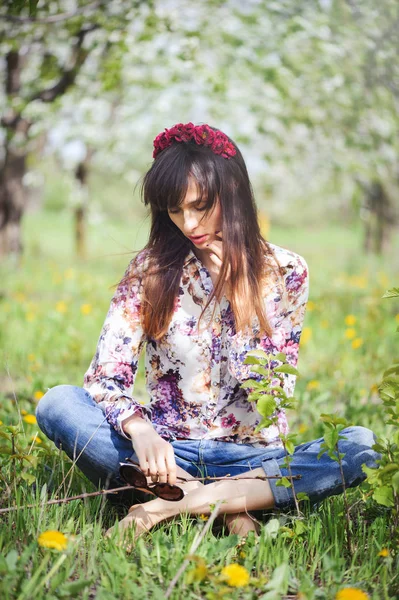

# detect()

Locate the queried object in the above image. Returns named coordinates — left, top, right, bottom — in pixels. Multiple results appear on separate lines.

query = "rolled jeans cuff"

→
left=261, top=457, right=291, bottom=509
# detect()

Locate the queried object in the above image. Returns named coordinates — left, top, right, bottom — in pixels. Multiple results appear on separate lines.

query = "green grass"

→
left=1, top=208, right=399, bottom=599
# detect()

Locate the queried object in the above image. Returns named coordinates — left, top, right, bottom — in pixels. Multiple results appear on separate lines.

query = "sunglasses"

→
left=119, top=458, right=188, bottom=501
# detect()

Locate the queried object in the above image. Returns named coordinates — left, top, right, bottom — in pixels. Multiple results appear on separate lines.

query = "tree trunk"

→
left=0, top=146, right=27, bottom=258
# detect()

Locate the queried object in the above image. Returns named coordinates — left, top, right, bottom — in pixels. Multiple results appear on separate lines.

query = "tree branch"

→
left=28, top=24, right=99, bottom=104
left=0, top=1, right=101, bottom=25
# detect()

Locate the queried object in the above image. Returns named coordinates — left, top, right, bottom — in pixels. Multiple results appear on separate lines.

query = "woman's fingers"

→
left=165, top=447, right=177, bottom=486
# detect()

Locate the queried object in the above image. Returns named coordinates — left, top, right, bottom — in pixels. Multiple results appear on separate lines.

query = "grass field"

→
left=1, top=207, right=399, bottom=599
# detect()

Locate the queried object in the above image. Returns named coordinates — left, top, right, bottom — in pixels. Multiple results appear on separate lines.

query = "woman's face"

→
left=167, top=176, right=222, bottom=248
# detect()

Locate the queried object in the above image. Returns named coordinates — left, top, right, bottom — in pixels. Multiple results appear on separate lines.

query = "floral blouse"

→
left=83, top=242, right=309, bottom=448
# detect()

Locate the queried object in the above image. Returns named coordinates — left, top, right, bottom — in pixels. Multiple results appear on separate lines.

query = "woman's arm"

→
left=83, top=252, right=151, bottom=439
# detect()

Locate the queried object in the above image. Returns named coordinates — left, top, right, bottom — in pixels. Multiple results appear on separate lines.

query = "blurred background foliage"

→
left=0, top=0, right=398, bottom=258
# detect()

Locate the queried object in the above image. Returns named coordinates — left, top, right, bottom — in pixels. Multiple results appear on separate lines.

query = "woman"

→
left=36, top=122, right=380, bottom=541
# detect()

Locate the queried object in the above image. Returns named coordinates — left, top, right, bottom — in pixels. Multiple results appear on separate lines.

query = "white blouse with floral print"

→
left=83, top=242, right=309, bottom=448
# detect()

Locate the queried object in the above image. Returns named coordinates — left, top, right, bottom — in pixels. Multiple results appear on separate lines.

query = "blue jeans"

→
left=35, top=385, right=381, bottom=511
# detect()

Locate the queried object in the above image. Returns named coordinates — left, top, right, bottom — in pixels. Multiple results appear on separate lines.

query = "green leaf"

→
left=274, top=364, right=299, bottom=376
left=20, top=472, right=36, bottom=485
left=276, top=476, right=292, bottom=488
left=250, top=365, right=270, bottom=377
left=296, top=492, right=309, bottom=502
left=58, top=579, right=93, bottom=597
left=241, top=378, right=262, bottom=389
left=264, top=518, right=280, bottom=539
left=323, top=427, right=339, bottom=449
left=392, top=471, right=399, bottom=493
left=256, top=395, right=277, bottom=418
left=5, top=550, right=18, bottom=572
left=246, top=349, right=269, bottom=359
left=382, top=287, right=399, bottom=299
left=373, top=485, right=394, bottom=507
left=285, top=440, right=295, bottom=455
left=275, top=352, right=287, bottom=362
left=243, top=356, right=264, bottom=365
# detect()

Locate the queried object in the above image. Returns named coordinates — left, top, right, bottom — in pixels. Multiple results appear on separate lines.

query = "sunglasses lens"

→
left=120, top=465, right=147, bottom=487
left=154, top=483, right=184, bottom=501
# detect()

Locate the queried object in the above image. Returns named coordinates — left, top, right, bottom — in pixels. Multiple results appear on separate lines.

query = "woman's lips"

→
left=189, top=234, right=208, bottom=244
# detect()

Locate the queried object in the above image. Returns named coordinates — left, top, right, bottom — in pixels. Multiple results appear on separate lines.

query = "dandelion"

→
left=64, top=268, right=75, bottom=280
left=28, top=354, right=36, bottom=362
left=37, top=530, right=68, bottom=551
left=55, top=301, right=68, bottom=314
left=352, top=338, right=363, bottom=350
left=258, top=211, right=270, bottom=238
left=345, top=315, right=357, bottom=326
left=306, top=300, right=316, bottom=312
left=26, top=312, right=36, bottom=322
left=198, top=514, right=209, bottom=521
left=0, top=420, right=3, bottom=426
left=370, top=383, right=379, bottom=394
left=80, top=303, right=92, bottom=315
left=21, top=409, right=27, bottom=415
left=300, top=327, right=312, bottom=345
left=395, top=314, right=399, bottom=324
left=31, top=435, right=42, bottom=444
left=220, top=564, right=250, bottom=588
left=335, top=587, right=369, bottom=600
left=14, top=292, right=26, bottom=303
left=34, top=391, right=44, bottom=401
left=306, top=380, right=320, bottom=391
left=378, top=548, right=389, bottom=557
left=298, top=423, right=308, bottom=434
left=23, top=414, right=37, bottom=425
left=345, top=328, right=356, bottom=340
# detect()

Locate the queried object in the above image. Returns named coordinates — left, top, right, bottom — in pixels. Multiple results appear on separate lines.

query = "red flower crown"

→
left=153, top=122, right=237, bottom=160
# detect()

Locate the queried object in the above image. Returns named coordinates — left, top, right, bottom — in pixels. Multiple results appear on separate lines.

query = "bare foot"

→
left=225, top=512, right=260, bottom=537
left=105, top=504, right=157, bottom=551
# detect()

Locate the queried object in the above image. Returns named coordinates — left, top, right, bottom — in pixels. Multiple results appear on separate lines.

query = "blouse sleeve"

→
left=83, top=251, right=151, bottom=439
left=227, top=252, right=310, bottom=400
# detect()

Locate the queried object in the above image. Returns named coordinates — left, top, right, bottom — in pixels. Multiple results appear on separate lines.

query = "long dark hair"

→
left=124, top=128, right=284, bottom=340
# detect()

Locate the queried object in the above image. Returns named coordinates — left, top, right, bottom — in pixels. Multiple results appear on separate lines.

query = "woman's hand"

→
left=206, top=230, right=232, bottom=302
left=123, top=415, right=177, bottom=485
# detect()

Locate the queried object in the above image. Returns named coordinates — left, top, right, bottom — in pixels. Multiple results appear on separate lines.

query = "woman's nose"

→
left=183, top=212, right=199, bottom=231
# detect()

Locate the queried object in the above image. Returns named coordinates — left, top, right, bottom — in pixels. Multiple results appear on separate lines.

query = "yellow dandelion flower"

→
left=23, top=414, right=37, bottom=425
left=298, top=423, right=308, bottom=434
left=395, top=314, right=399, bottom=324
left=31, top=435, right=42, bottom=444
left=64, top=268, right=75, bottom=280
left=345, top=315, right=357, bottom=326
left=37, top=530, right=68, bottom=552
left=80, top=303, right=92, bottom=315
left=26, top=312, right=36, bottom=322
left=349, top=275, right=368, bottom=289
left=14, top=292, right=26, bottom=303
left=306, top=380, right=320, bottom=391
left=258, top=211, right=270, bottom=238
left=352, top=338, right=363, bottom=350
left=28, top=353, right=36, bottom=362
left=33, top=391, right=44, bottom=401
left=55, top=301, right=68, bottom=314
left=345, top=328, right=356, bottom=340
left=335, top=587, right=369, bottom=600
left=320, top=319, right=329, bottom=329
left=190, top=563, right=208, bottom=582
left=370, top=383, right=379, bottom=394
left=239, top=551, right=246, bottom=558
left=300, top=327, right=312, bottom=345
left=378, top=548, right=389, bottom=557
left=198, top=514, right=209, bottom=521
left=220, top=564, right=250, bottom=588
left=21, top=409, right=27, bottom=415
left=0, top=420, right=3, bottom=426
left=306, top=300, right=316, bottom=312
